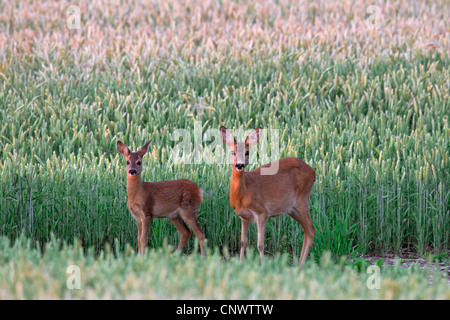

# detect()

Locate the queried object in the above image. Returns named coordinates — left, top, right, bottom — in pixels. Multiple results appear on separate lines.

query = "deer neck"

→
left=230, top=167, right=247, bottom=203
left=126, top=175, right=143, bottom=202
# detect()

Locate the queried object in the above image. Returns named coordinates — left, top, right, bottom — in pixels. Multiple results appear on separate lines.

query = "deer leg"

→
left=139, top=216, right=152, bottom=255
left=170, top=215, right=192, bottom=252
left=240, top=217, right=250, bottom=262
left=179, top=209, right=206, bottom=255
left=256, top=215, right=268, bottom=263
left=135, top=218, right=143, bottom=254
left=289, top=203, right=315, bottom=269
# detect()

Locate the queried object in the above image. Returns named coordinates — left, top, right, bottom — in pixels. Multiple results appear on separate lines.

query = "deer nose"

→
left=235, top=163, right=245, bottom=171
left=129, top=169, right=137, bottom=176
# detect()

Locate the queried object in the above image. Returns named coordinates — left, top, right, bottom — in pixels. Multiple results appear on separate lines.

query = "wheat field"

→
left=0, top=0, right=448, bottom=299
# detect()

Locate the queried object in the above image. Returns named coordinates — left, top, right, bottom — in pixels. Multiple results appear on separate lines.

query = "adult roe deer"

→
left=220, top=126, right=316, bottom=269
left=117, top=140, right=206, bottom=255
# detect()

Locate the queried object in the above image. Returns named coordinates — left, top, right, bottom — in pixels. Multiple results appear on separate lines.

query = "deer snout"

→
left=235, top=163, right=245, bottom=171
left=129, top=169, right=137, bottom=176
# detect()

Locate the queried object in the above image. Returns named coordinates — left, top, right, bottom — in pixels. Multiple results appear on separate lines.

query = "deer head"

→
left=117, top=140, right=151, bottom=177
left=220, top=126, right=261, bottom=172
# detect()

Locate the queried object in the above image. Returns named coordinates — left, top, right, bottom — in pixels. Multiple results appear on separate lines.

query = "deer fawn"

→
left=117, top=140, right=206, bottom=255
left=220, top=126, right=316, bottom=269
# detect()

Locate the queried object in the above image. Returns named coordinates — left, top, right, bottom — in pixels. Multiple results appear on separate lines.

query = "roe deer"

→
left=117, top=140, right=206, bottom=255
left=220, top=126, right=316, bottom=269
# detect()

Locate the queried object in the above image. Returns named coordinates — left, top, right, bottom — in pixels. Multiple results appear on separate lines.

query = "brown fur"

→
left=117, top=140, right=206, bottom=255
left=220, top=127, right=316, bottom=269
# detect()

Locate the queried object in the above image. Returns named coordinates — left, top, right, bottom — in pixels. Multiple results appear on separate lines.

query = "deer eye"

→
left=231, top=151, right=235, bottom=156
left=137, top=161, right=142, bottom=166
left=126, top=161, right=130, bottom=165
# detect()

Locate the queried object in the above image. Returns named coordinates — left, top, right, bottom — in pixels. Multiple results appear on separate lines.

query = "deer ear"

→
left=220, top=126, right=236, bottom=147
left=137, top=140, right=151, bottom=157
left=245, top=127, right=262, bottom=146
left=117, top=141, right=131, bottom=157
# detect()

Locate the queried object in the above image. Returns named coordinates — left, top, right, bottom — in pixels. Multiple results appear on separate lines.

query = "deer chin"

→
left=234, top=166, right=244, bottom=172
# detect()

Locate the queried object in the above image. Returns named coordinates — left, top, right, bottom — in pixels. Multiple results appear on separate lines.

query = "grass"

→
left=0, top=236, right=448, bottom=299
left=0, top=0, right=449, bottom=299
left=0, top=49, right=448, bottom=258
